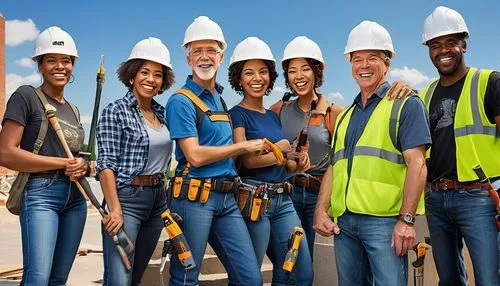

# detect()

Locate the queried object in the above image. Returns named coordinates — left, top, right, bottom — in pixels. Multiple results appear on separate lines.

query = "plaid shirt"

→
left=96, top=91, right=167, bottom=188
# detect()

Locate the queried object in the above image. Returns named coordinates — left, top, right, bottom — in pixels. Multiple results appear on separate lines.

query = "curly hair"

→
left=117, top=59, right=175, bottom=94
left=282, top=58, right=324, bottom=90
left=228, top=59, right=278, bottom=96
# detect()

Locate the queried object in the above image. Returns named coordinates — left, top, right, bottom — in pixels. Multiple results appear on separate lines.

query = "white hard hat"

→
left=281, top=36, right=324, bottom=66
left=182, top=16, right=227, bottom=52
left=127, top=37, right=172, bottom=69
left=344, top=21, right=395, bottom=60
left=422, top=6, right=469, bottom=45
left=32, top=26, right=78, bottom=60
left=229, top=37, right=275, bottom=66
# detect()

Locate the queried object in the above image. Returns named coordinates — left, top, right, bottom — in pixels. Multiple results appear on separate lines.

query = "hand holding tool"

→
left=45, top=105, right=134, bottom=270
left=263, top=138, right=287, bottom=165
left=295, top=100, right=317, bottom=161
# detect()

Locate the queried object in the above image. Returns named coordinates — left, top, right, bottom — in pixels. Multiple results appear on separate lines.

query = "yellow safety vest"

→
left=420, top=68, right=500, bottom=181
left=330, top=96, right=425, bottom=219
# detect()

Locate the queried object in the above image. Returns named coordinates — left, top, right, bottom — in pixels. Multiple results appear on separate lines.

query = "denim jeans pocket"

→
left=25, top=177, right=54, bottom=194
left=118, top=186, right=141, bottom=199
left=424, top=186, right=434, bottom=199
left=461, top=188, right=489, bottom=197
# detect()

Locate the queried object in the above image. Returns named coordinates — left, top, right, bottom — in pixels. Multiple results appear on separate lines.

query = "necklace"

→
left=139, top=108, right=162, bottom=129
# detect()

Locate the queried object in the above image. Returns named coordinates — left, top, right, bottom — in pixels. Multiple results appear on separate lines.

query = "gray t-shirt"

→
left=280, top=100, right=331, bottom=175
left=140, top=122, right=173, bottom=175
left=3, top=85, right=84, bottom=157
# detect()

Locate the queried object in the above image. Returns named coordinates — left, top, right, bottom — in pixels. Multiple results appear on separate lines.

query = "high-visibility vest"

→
left=330, top=96, right=425, bottom=219
left=420, top=68, right=500, bottom=181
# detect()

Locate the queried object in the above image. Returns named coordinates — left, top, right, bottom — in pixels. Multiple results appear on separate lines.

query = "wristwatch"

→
left=398, top=213, right=415, bottom=225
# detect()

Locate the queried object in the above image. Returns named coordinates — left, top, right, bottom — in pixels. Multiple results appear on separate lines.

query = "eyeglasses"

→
left=189, top=48, right=221, bottom=57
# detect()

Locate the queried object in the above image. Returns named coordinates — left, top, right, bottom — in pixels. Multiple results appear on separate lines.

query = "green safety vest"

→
left=330, top=96, right=425, bottom=219
left=420, top=68, right=500, bottom=181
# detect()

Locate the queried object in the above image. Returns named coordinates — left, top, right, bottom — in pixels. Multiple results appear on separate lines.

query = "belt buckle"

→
left=439, top=178, right=449, bottom=190
left=296, top=175, right=308, bottom=187
left=223, top=181, right=233, bottom=192
left=152, top=176, right=160, bottom=186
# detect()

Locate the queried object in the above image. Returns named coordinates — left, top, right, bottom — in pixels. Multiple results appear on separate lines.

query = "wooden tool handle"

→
left=46, top=113, right=90, bottom=201
left=48, top=116, right=74, bottom=159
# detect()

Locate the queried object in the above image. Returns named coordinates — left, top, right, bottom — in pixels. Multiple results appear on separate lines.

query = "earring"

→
left=69, top=74, right=75, bottom=84
left=130, top=79, right=134, bottom=86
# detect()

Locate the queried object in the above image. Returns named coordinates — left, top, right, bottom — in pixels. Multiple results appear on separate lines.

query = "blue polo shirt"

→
left=343, top=82, right=431, bottom=174
left=165, top=76, right=237, bottom=178
left=229, top=105, right=289, bottom=183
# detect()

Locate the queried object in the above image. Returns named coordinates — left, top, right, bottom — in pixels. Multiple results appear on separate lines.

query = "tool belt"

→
left=171, top=176, right=237, bottom=204
left=235, top=179, right=293, bottom=221
left=428, top=178, right=486, bottom=191
left=293, top=174, right=323, bottom=193
left=131, top=174, right=166, bottom=187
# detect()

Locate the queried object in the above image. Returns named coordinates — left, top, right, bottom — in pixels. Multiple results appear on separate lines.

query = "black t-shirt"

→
left=2, top=85, right=85, bottom=157
left=428, top=71, right=500, bottom=182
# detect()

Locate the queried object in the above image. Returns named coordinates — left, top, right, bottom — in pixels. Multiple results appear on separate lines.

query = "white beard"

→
left=194, top=66, right=217, bottom=81
left=193, top=59, right=219, bottom=81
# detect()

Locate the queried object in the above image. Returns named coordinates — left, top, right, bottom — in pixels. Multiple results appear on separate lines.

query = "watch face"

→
left=403, top=213, right=415, bottom=224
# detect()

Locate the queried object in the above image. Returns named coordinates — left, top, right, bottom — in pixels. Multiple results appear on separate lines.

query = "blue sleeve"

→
left=96, top=102, right=122, bottom=173
left=165, top=94, right=198, bottom=140
left=228, top=107, right=246, bottom=129
left=398, top=95, right=432, bottom=152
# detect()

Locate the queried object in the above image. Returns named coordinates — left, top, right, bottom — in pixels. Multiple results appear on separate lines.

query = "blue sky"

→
left=2, top=0, right=500, bottom=135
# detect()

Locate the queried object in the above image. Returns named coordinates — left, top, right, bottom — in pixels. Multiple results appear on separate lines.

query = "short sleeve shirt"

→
left=229, top=105, right=288, bottom=183
left=343, top=82, right=432, bottom=174
left=165, top=76, right=237, bottom=179
left=3, top=85, right=84, bottom=157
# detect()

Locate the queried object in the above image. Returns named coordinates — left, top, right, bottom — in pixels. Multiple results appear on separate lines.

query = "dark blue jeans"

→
left=334, top=212, right=408, bottom=286
left=290, top=185, right=318, bottom=260
left=425, top=187, right=500, bottom=286
left=102, top=185, right=167, bottom=286
left=20, top=175, right=87, bottom=286
left=169, top=192, right=262, bottom=286
left=249, top=193, right=313, bottom=286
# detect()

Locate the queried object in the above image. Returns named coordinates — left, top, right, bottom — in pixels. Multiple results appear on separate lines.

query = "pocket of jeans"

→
left=461, top=188, right=489, bottom=198
left=25, top=177, right=54, bottom=194
left=118, top=186, right=140, bottom=199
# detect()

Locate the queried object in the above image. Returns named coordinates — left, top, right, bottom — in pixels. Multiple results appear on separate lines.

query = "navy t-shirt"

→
left=229, top=105, right=289, bottom=183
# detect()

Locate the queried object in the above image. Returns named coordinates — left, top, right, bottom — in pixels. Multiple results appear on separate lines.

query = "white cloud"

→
left=389, top=66, right=431, bottom=87
left=14, top=58, right=35, bottom=68
left=80, top=115, right=92, bottom=125
left=326, top=92, right=344, bottom=100
left=6, top=72, right=41, bottom=97
left=5, top=19, right=39, bottom=47
left=272, top=85, right=288, bottom=93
